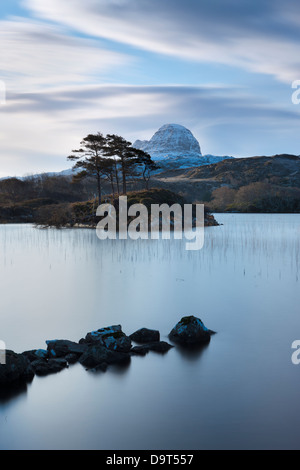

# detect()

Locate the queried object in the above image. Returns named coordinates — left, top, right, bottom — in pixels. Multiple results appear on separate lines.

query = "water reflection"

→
left=108, top=361, right=132, bottom=376
left=0, top=381, right=29, bottom=404
left=173, top=341, right=211, bottom=362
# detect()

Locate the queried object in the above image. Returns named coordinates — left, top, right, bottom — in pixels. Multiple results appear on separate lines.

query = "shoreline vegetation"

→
left=0, top=187, right=219, bottom=228
left=0, top=153, right=299, bottom=226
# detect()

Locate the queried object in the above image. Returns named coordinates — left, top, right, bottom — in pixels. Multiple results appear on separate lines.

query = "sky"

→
left=0, top=0, right=300, bottom=177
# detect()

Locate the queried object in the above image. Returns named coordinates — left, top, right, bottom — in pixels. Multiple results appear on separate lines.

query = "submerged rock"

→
left=129, top=328, right=160, bottom=343
left=131, top=341, right=173, bottom=355
left=169, top=316, right=215, bottom=346
left=31, top=358, right=68, bottom=376
left=79, top=344, right=130, bottom=370
left=147, top=341, right=174, bottom=353
left=130, top=345, right=149, bottom=356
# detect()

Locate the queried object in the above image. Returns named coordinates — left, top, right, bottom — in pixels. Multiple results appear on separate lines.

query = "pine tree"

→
left=68, top=133, right=108, bottom=205
left=105, top=134, right=142, bottom=195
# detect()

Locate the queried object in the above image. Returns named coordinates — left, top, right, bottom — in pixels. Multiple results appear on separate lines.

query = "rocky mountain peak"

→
left=133, top=123, right=233, bottom=171
left=133, top=124, right=202, bottom=160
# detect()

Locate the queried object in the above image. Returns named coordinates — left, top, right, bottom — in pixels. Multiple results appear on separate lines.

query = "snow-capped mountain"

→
left=133, top=124, right=233, bottom=170
left=133, top=123, right=202, bottom=159
left=1, top=124, right=233, bottom=180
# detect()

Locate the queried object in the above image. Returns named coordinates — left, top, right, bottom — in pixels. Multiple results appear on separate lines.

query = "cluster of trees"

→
left=0, top=174, right=91, bottom=204
left=208, top=182, right=300, bottom=213
left=68, top=132, right=158, bottom=204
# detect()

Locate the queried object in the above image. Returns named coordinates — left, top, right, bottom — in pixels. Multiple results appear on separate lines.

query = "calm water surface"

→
left=0, top=214, right=299, bottom=450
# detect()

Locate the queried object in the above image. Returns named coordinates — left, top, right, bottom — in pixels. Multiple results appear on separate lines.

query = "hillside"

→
left=1, top=154, right=300, bottom=221
left=34, top=188, right=218, bottom=228
left=151, top=154, right=300, bottom=212
left=0, top=184, right=218, bottom=227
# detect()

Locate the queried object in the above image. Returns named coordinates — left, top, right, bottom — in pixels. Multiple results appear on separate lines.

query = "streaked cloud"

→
left=24, top=0, right=300, bottom=83
left=0, top=1, right=300, bottom=177
left=0, top=17, right=130, bottom=92
left=1, top=84, right=300, bottom=177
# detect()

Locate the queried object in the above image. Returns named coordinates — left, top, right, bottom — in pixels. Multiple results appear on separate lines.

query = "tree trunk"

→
left=143, top=168, right=149, bottom=190
left=114, top=159, right=120, bottom=195
left=121, top=159, right=127, bottom=195
left=110, top=177, right=115, bottom=198
left=97, top=173, right=102, bottom=206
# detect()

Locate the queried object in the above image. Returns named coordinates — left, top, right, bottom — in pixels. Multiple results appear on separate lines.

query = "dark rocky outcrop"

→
left=30, top=358, right=69, bottom=376
left=131, top=341, right=173, bottom=355
left=0, top=318, right=214, bottom=387
left=78, top=344, right=130, bottom=370
left=0, top=350, right=34, bottom=385
left=46, top=339, right=88, bottom=358
left=130, top=345, right=149, bottom=356
left=81, top=325, right=122, bottom=344
left=169, top=316, right=216, bottom=346
left=65, top=353, right=81, bottom=364
left=22, top=349, right=49, bottom=362
left=80, top=325, right=132, bottom=353
left=129, top=328, right=160, bottom=343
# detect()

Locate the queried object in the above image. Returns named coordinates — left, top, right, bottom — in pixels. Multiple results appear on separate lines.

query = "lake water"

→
left=0, top=214, right=299, bottom=450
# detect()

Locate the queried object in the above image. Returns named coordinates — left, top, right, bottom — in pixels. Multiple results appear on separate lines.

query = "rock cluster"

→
left=0, top=317, right=215, bottom=386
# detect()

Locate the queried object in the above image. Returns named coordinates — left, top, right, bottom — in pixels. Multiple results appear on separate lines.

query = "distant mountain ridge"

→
left=0, top=168, right=76, bottom=181
left=150, top=153, right=300, bottom=206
